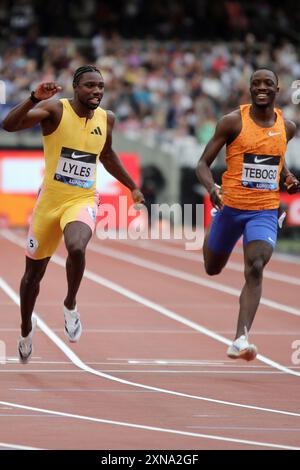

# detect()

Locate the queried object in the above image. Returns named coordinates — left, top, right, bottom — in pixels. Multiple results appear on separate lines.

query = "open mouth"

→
left=88, top=97, right=100, bottom=105
left=256, top=93, right=268, bottom=99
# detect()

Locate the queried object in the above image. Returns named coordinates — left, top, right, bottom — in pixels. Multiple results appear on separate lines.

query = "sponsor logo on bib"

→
left=242, top=153, right=280, bottom=190
left=54, top=147, right=98, bottom=189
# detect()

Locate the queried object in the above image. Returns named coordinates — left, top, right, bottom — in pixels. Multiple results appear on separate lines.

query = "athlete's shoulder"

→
left=39, top=99, right=63, bottom=134
left=106, top=109, right=115, bottom=120
left=104, top=110, right=116, bottom=128
left=221, top=108, right=241, bottom=125
left=38, top=97, right=63, bottom=111
left=216, top=109, right=241, bottom=137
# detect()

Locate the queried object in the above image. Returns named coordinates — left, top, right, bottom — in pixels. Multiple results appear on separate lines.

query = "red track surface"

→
left=0, top=229, right=300, bottom=450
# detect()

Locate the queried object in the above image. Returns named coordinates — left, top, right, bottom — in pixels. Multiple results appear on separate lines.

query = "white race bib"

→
left=54, top=147, right=97, bottom=189
left=242, top=153, right=280, bottom=190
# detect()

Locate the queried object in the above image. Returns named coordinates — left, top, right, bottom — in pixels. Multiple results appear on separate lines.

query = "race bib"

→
left=54, top=147, right=97, bottom=189
left=242, top=153, right=280, bottom=190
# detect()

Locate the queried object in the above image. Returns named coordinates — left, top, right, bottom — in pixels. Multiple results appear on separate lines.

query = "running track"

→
left=0, top=228, right=300, bottom=450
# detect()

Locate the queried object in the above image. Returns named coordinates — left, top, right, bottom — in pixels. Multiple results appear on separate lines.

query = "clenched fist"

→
left=284, top=173, right=300, bottom=194
left=34, top=82, right=62, bottom=101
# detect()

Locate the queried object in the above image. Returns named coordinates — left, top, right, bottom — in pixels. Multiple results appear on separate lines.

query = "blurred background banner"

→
left=0, top=149, right=140, bottom=228
left=0, top=0, right=300, bottom=250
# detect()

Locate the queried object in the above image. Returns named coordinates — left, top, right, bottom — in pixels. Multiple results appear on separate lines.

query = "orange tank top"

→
left=222, top=104, right=287, bottom=210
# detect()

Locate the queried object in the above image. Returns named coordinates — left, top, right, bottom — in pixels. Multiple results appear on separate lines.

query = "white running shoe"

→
left=18, top=316, right=37, bottom=364
left=227, top=328, right=257, bottom=361
left=64, top=305, right=82, bottom=342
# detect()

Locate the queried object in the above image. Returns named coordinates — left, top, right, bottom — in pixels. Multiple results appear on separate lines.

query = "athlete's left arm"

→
left=100, top=111, right=145, bottom=204
left=282, top=120, right=300, bottom=194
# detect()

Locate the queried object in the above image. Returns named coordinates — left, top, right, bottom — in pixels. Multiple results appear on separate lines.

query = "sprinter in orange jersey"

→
left=2, top=65, right=144, bottom=363
left=196, top=68, right=299, bottom=361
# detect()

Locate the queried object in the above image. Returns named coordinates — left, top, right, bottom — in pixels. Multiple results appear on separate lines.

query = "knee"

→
left=22, top=268, right=45, bottom=286
left=67, top=243, right=86, bottom=260
left=245, top=258, right=264, bottom=281
left=204, top=262, right=223, bottom=276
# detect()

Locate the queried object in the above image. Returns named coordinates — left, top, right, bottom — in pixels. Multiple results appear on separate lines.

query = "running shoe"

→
left=227, top=328, right=257, bottom=361
left=64, top=305, right=82, bottom=342
left=18, top=315, right=37, bottom=364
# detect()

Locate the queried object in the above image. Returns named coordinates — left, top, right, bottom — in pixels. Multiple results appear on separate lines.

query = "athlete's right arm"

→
left=2, top=82, right=61, bottom=131
left=196, top=114, right=238, bottom=210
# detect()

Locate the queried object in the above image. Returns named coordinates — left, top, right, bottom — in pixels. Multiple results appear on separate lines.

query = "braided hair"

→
left=73, top=65, right=102, bottom=87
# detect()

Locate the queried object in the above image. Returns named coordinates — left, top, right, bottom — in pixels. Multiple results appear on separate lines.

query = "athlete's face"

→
left=250, top=70, right=279, bottom=107
left=75, top=72, right=104, bottom=109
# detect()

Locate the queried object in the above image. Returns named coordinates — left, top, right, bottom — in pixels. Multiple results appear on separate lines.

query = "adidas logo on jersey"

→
left=91, top=126, right=102, bottom=135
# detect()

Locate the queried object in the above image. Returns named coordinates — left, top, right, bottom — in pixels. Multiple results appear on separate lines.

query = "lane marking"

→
left=88, top=242, right=300, bottom=318
left=114, top=239, right=300, bottom=286
left=1, top=277, right=300, bottom=416
left=0, top=399, right=298, bottom=450
left=186, top=426, right=300, bottom=432
left=1, top=230, right=300, bottom=379
left=0, top=441, right=43, bottom=450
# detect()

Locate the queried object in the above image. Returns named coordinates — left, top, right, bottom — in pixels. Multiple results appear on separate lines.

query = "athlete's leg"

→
left=234, top=209, right=278, bottom=339
left=21, top=189, right=61, bottom=338
left=235, top=240, right=273, bottom=339
left=20, top=256, right=50, bottom=337
left=203, top=222, right=232, bottom=275
left=63, top=221, right=92, bottom=310
left=203, top=207, right=244, bottom=275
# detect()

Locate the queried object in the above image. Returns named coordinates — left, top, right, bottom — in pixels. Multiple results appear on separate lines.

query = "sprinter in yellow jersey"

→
left=196, top=68, right=299, bottom=361
left=3, top=65, right=144, bottom=363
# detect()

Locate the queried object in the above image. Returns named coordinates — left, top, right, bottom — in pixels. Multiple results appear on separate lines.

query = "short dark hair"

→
left=73, top=65, right=102, bottom=87
left=250, top=67, right=279, bottom=85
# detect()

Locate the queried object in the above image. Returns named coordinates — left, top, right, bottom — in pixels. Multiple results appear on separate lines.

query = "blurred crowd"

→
left=1, top=0, right=300, bottom=173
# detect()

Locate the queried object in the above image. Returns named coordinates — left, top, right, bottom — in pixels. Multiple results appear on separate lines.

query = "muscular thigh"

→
left=26, top=191, right=62, bottom=260
left=60, top=194, right=99, bottom=234
left=203, top=206, right=246, bottom=272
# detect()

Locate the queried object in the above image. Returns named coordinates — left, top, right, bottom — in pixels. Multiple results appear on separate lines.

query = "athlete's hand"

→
left=33, top=82, right=62, bottom=101
left=209, top=184, right=223, bottom=210
left=284, top=173, right=300, bottom=194
left=131, top=188, right=145, bottom=209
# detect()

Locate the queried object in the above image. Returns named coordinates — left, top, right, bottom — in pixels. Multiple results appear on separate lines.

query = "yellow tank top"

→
left=42, top=98, right=107, bottom=198
left=222, top=104, right=286, bottom=210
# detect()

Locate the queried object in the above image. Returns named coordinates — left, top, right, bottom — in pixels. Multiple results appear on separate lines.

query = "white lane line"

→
left=271, top=251, right=300, bottom=265
left=0, top=370, right=86, bottom=373
left=54, top=261, right=300, bottom=377
left=0, top=441, right=43, bottom=450
left=114, top=239, right=300, bottom=286
left=1, top=328, right=300, bottom=335
left=0, top=369, right=287, bottom=374
left=1, top=278, right=300, bottom=416
left=9, top=370, right=287, bottom=375
left=11, top=389, right=153, bottom=392
left=1, top=231, right=300, bottom=379
left=0, top=400, right=298, bottom=450
left=186, top=426, right=300, bottom=432
left=88, top=242, right=300, bottom=318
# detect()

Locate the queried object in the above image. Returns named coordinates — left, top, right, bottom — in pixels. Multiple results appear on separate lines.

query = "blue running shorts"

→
left=207, top=205, right=278, bottom=254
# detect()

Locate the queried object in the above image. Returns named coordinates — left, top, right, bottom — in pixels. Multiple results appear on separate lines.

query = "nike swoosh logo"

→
left=268, top=131, right=281, bottom=137
left=71, top=152, right=91, bottom=159
left=254, top=156, right=273, bottom=163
